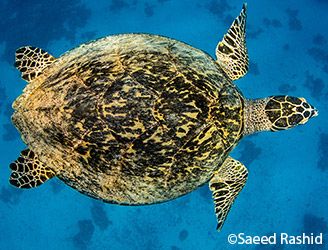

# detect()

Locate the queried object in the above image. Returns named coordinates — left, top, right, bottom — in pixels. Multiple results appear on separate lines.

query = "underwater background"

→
left=0, top=0, right=327, bottom=249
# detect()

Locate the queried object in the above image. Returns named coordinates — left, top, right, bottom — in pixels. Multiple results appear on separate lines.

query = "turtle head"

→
left=265, top=96, right=318, bottom=131
left=244, top=96, right=318, bottom=135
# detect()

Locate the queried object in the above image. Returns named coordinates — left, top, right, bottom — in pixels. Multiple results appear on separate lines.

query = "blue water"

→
left=0, top=0, right=327, bottom=249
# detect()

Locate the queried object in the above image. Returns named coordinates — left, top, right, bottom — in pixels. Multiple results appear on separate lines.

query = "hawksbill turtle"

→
left=9, top=4, right=318, bottom=230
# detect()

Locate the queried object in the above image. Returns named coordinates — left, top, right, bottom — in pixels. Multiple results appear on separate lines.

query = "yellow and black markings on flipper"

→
left=9, top=149, right=55, bottom=188
left=15, top=46, right=56, bottom=82
left=209, top=157, right=248, bottom=231
left=216, top=3, right=249, bottom=80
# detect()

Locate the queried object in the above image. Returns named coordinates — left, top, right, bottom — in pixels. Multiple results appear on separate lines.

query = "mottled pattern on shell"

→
left=12, top=34, right=244, bottom=204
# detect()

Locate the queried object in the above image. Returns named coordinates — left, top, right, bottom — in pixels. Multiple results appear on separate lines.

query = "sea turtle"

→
left=9, top=4, right=317, bottom=231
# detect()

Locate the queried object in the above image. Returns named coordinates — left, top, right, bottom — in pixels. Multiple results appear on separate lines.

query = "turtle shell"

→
left=12, top=34, right=244, bottom=204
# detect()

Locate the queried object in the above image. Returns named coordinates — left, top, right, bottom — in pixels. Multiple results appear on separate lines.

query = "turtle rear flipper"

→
left=15, top=46, right=56, bottom=81
left=9, top=149, right=55, bottom=188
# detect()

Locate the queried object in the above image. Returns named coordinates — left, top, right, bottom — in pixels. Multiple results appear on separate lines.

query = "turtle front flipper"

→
left=9, top=149, right=55, bottom=188
left=216, top=3, right=249, bottom=80
left=15, top=46, right=56, bottom=81
left=209, top=157, right=248, bottom=231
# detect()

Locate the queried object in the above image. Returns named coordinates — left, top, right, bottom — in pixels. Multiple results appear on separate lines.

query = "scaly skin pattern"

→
left=12, top=34, right=244, bottom=204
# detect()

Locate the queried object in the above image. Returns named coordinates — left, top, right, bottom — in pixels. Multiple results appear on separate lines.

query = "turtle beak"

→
left=299, top=99, right=318, bottom=125
left=311, top=106, right=319, bottom=117
left=307, top=100, right=318, bottom=118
